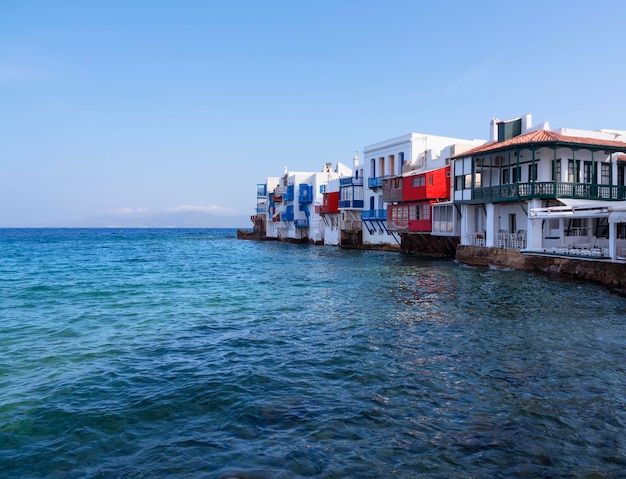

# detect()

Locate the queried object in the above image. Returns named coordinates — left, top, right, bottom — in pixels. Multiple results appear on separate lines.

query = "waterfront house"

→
left=383, top=165, right=453, bottom=253
left=444, top=114, right=626, bottom=261
left=316, top=177, right=342, bottom=245
left=260, top=163, right=352, bottom=243
left=337, top=155, right=365, bottom=247
left=363, top=133, right=485, bottom=249
left=314, top=155, right=365, bottom=246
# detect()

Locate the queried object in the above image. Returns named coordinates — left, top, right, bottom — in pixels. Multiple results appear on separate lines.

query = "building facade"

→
left=441, top=114, right=626, bottom=260
left=260, top=163, right=352, bottom=243
left=363, top=133, right=485, bottom=248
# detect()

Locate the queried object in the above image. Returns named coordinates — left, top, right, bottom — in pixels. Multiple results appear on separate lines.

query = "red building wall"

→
left=402, top=166, right=450, bottom=202
left=326, top=191, right=339, bottom=213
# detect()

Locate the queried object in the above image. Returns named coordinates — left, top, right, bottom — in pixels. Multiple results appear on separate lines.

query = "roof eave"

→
left=451, top=140, right=626, bottom=159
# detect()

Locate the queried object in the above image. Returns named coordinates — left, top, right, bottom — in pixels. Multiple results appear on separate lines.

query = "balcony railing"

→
left=255, top=206, right=267, bottom=213
left=315, top=205, right=329, bottom=214
left=339, top=200, right=364, bottom=208
left=362, top=209, right=387, bottom=220
left=340, top=176, right=364, bottom=186
left=382, top=186, right=403, bottom=203
left=472, top=181, right=626, bottom=202
left=368, top=176, right=390, bottom=189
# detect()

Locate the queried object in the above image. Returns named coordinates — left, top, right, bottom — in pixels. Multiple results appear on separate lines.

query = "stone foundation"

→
left=401, top=233, right=459, bottom=257
left=456, top=245, right=626, bottom=290
left=237, top=221, right=271, bottom=241
left=340, top=230, right=363, bottom=248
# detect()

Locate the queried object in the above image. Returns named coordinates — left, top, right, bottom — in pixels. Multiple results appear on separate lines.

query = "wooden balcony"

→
left=382, top=177, right=403, bottom=203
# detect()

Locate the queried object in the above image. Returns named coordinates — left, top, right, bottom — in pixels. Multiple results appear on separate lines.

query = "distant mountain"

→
left=46, top=211, right=252, bottom=228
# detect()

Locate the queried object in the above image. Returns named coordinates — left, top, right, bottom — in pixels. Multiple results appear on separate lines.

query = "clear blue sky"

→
left=2, top=0, right=625, bottom=226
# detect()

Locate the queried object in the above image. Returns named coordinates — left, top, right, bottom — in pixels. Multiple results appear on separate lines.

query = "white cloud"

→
left=166, top=204, right=237, bottom=216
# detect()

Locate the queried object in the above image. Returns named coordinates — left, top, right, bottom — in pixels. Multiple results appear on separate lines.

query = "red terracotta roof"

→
left=454, top=129, right=626, bottom=158
left=619, top=153, right=626, bottom=162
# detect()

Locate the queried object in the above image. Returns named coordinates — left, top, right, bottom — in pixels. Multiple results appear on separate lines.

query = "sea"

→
left=1, top=228, right=625, bottom=478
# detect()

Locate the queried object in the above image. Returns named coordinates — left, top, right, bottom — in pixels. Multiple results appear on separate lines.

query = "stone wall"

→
left=401, top=233, right=459, bottom=257
left=456, top=245, right=626, bottom=290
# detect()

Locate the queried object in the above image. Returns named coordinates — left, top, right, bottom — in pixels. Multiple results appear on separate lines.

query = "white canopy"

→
left=530, top=199, right=626, bottom=220
left=609, top=210, right=626, bottom=223
left=556, top=198, right=626, bottom=209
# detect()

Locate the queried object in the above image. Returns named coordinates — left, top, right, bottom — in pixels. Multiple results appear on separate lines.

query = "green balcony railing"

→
left=472, top=182, right=626, bottom=202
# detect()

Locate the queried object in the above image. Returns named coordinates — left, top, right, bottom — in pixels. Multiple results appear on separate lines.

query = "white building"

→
left=362, top=133, right=485, bottom=247
left=263, top=163, right=352, bottom=243
left=318, top=177, right=341, bottom=245
left=444, top=114, right=626, bottom=261
left=336, top=154, right=365, bottom=247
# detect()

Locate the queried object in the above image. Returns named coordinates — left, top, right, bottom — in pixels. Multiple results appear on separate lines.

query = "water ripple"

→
left=1, top=229, right=625, bottom=478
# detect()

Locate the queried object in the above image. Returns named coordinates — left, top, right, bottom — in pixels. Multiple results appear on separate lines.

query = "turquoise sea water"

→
left=1, top=228, right=625, bottom=478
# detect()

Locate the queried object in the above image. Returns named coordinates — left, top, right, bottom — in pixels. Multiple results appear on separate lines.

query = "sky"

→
left=1, top=0, right=625, bottom=226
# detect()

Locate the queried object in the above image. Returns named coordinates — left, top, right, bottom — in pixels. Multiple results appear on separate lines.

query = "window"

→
left=428, top=175, right=433, bottom=186
left=583, top=161, right=593, bottom=184
left=414, top=205, right=420, bottom=221
left=554, top=159, right=561, bottom=181
left=354, top=186, right=364, bottom=202
left=464, top=174, right=472, bottom=189
left=511, top=166, right=521, bottom=183
left=340, top=186, right=353, bottom=202
left=474, top=172, right=482, bottom=188
left=601, top=163, right=611, bottom=184
left=565, top=218, right=588, bottom=236
left=568, top=159, right=580, bottom=182
left=422, top=204, right=430, bottom=220
left=528, top=164, right=537, bottom=182
left=409, top=205, right=417, bottom=220
left=455, top=175, right=464, bottom=190
left=432, top=204, right=454, bottom=234
left=412, top=176, right=425, bottom=187
left=595, top=217, right=609, bottom=238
